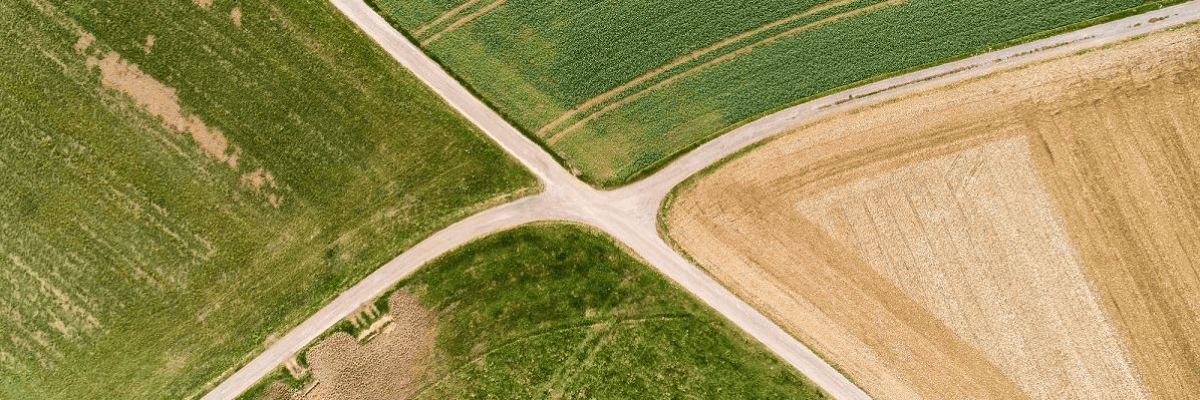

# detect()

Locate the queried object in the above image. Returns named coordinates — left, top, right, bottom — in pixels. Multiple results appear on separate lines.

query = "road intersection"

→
left=202, top=2, right=1200, bottom=399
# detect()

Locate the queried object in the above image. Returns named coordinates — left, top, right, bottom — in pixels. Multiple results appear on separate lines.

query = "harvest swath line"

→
left=533, top=0, right=866, bottom=138
left=544, top=0, right=905, bottom=145
left=420, top=0, right=506, bottom=46
left=411, top=0, right=489, bottom=37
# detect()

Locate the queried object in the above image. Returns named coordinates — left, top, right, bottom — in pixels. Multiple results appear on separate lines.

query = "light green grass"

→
left=249, top=224, right=827, bottom=399
left=0, top=0, right=535, bottom=398
left=371, top=0, right=1170, bottom=186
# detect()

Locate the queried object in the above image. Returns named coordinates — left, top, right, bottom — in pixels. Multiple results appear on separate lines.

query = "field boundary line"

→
left=532, top=0, right=863, bottom=138
left=413, top=0, right=490, bottom=37
left=545, top=0, right=905, bottom=145
left=421, top=0, right=507, bottom=46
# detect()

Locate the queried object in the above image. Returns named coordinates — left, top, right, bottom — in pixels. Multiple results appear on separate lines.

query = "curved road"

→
left=202, top=2, right=1200, bottom=399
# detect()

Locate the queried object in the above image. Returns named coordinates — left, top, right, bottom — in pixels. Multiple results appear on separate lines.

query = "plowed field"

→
left=665, top=24, right=1200, bottom=399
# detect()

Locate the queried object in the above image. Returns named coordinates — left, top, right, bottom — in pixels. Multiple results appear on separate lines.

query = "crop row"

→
left=378, top=0, right=1143, bottom=184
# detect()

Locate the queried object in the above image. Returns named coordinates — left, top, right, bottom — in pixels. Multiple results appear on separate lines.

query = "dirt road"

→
left=201, top=1, right=1200, bottom=399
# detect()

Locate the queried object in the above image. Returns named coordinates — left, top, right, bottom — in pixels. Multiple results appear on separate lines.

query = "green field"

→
left=370, top=0, right=1154, bottom=186
left=249, top=224, right=826, bottom=399
left=0, top=0, right=535, bottom=398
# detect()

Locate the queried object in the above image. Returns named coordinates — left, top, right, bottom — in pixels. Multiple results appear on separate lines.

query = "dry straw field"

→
left=666, top=24, right=1200, bottom=399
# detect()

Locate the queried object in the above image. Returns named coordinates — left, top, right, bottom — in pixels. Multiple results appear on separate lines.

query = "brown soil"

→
left=74, top=32, right=94, bottom=52
left=667, top=24, right=1200, bottom=399
left=143, top=35, right=155, bottom=54
left=301, top=290, right=437, bottom=400
left=240, top=168, right=277, bottom=191
left=257, top=381, right=297, bottom=400
left=87, top=51, right=238, bottom=168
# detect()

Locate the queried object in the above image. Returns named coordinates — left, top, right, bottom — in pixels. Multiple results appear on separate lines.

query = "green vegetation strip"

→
left=372, top=0, right=1173, bottom=186
left=0, top=0, right=534, bottom=398
left=249, top=224, right=828, bottom=399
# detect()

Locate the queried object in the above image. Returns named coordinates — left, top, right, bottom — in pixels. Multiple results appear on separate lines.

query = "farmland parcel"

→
left=665, top=24, right=1200, bottom=399
left=369, top=0, right=1157, bottom=186
left=0, top=0, right=535, bottom=398
left=246, top=224, right=827, bottom=399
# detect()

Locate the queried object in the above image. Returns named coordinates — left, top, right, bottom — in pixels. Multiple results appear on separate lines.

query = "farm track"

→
left=533, top=0, right=867, bottom=138
left=202, top=1, right=1200, bottom=399
left=550, top=0, right=905, bottom=144
left=419, top=0, right=506, bottom=46
left=411, top=0, right=488, bottom=38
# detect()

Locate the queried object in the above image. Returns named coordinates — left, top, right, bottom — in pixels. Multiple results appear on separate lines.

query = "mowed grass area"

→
left=369, top=0, right=1155, bottom=186
left=250, top=224, right=825, bottom=399
left=0, top=0, right=534, bottom=398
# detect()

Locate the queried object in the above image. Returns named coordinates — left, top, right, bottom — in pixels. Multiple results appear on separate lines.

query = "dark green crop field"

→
left=0, top=0, right=534, bottom=398
left=249, top=224, right=826, bottom=399
left=372, top=0, right=1156, bottom=186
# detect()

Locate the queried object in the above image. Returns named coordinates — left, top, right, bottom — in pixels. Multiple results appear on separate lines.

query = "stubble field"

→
left=0, top=0, right=534, bottom=398
left=369, top=0, right=1165, bottom=185
left=664, top=23, right=1200, bottom=399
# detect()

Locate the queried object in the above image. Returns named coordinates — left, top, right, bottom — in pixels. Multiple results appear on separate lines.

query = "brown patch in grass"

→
left=240, top=168, right=277, bottom=190
left=255, top=381, right=297, bottom=400
left=303, top=290, right=437, bottom=399
left=87, top=51, right=238, bottom=168
left=74, top=32, right=94, bottom=52
left=668, top=24, right=1200, bottom=399
left=195, top=0, right=213, bottom=9
left=231, top=7, right=243, bottom=27
left=143, top=35, right=155, bottom=54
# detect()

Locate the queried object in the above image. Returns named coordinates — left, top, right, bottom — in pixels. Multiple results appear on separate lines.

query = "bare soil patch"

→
left=668, top=24, right=1200, bottom=399
left=240, top=168, right=277, bottom=191
left=232, top=7, right=243, bottom=27
left=87, top=51, right=238, bottom=168
left=257, top=381, right=297, bottom=400
left=301, top=290, right=437, bottom=400
left=74, top=32, right=94, bottom=52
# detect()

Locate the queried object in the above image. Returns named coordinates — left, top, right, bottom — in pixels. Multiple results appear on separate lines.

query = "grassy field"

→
left=663, top=23, right=1200, bottom=399
left=369, top=0, right=1155, bottom=186
left=248, top=224, right=827, bottom=399
left=0, top=0, right=535, bottom=398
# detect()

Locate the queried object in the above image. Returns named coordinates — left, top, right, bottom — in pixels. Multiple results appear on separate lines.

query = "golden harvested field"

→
left=299, top=290, right=437, bottom=400
left=665, top=24, right=1200, bottom=399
